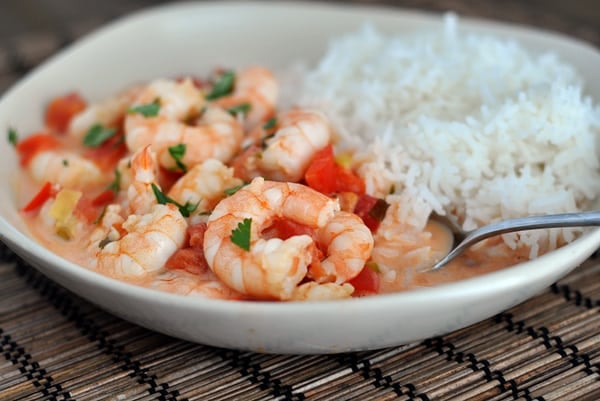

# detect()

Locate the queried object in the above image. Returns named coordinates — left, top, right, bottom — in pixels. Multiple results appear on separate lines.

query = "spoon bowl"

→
left=429, top=210, right=600, bottom=271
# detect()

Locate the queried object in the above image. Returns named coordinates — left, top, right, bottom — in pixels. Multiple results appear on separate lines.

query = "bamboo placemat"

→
left=1, top=1, right=599, bottom=400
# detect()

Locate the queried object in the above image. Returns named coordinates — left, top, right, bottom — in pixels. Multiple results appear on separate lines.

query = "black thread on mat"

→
left=0, top=328, right=74, bottom=400
left=217, top=349, right=304, bottom=401
left=495, top=313, right=599, bottom=377
left=550, top=283, right=599, bottom=308
left=334, top=353, right=428, bottom=400
left=10, top=255, right=186, bottom=401
left=423, top=337, right=527, bottom=400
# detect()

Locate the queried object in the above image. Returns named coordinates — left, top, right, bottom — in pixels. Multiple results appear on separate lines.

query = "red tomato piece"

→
left=165, top=247, right=209, bottom=275
left=353, top=193, right=382, bottom=232
left=15, top=133, right=61, bottom=167
left=91, top=189, right=116, bottom=207
left=21, top=181, right=55, bottom=213
left=348, top=265, right=380, bottom=296
left=45, top=92, right=87, bottom=133
left=73, top=196, right=101, bottom=224
left=188, top=223, right=208, bottom=249
left=264, top=218, right=317, bottom=241
left=304, top=144, right=337, bottom=194
left=334, top=164, right=365, bottom=194
left=83, top=130, right=127, bottom=172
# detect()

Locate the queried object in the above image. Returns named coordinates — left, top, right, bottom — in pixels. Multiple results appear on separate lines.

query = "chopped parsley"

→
left=168, top=143, right=187, bottom=172
left=107, top=169, right=122, bottom=193
left=83, top=124, right=117, bottom=147
left=224, top=182, right=247, bottom=196
left=205, top=71, right=235, bottom=100
left=98, top=236, right=113, bottom=249
left=93, top=206, right=108, bottom=225
left=151, top=183, right=198, bottom=217
left=127, top=98, right=161, bottom=117
left=230, top=218, right=252, bottom=251
left=365, top=261, right=380, bottom=273
left=62, top=159, right=69, bottom=167
left=227, top=102, right=251, bottom=116
left=7, top=127, right=18, bottom=146
left=263, top=117, right=277, bottom=130
left=260, top=133, right=275, bottom=149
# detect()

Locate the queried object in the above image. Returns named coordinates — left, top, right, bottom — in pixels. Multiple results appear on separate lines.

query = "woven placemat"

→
left=1, top=1, right=599, bottom=400
left=1, top=243, right=599, bottom=401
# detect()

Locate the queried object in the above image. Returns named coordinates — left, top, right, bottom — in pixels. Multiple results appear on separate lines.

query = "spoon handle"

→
left=429, top=211, right=600, bottom=271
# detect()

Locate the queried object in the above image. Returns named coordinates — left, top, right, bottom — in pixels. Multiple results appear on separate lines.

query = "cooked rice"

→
left=286, top=14, right=600, bottom=256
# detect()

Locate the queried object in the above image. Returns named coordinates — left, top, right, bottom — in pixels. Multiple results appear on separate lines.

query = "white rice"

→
left=286, top=14, right=600, bottom=256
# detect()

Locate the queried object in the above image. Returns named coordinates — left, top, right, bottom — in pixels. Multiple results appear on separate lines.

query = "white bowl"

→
left=1, top=1, right=599, bottom=354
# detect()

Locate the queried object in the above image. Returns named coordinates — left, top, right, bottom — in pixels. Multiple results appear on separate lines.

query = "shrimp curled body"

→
left=203, top=177, right=374, bottom=300
left=97, top=204, right=188, bottom=279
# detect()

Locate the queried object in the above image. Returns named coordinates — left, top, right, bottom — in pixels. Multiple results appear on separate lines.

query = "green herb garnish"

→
left=151, top=183, right=198, bottom=217
left=107, top=169, right=122, bottom=193
left=168, top=143, right=187, bottom=172
left=260, top=133, right=275, bottom=149
left=263, top=117, right=277, bottom=130
left=127, top=98, right=161, bottom=117
left=365, top=261, right=380, bottom=273
left=62, top=159, right=69, bottom=167
left=205, top=71, right=235, bottom=100
left=7, top=127, right=18, bottom=146
left=368, top=198, right=390, bottom=222
left=230, top=218, right=252, bottom=251
left=227, top=102, right=251, bottom=116
left=93, top=206, right=108, bottom=225
left=224, top=182, right=247, bottom=196
left=83, top=124, right=117, bottom=147
left=98, top=236, right=113, bottom=249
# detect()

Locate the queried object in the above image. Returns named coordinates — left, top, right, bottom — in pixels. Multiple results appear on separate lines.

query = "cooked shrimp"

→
left=96, top=203, right=187, bottom=279
left=211, top=67, right=278, bottom=131
left=150, top=270, right=244, bottom=299
left=68, top=86, right=142, bottom=140
left=203, top=177, right=373, bottom=300
left=233, top=109, right=332, bottom=182
left=126, top=146, right=159, bottom=215
left=28, top=150, right=107, bottom=189
left=291, top=282, right=354, bottom=301
left=167, top=159, right=243, bottom=213
left=125, top=79, right=243, bottom=169
left=85, top=204, right=125, bottom=255
left=308, top=211, right=374, bottom=284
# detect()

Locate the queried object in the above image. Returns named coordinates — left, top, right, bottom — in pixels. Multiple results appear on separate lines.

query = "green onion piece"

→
left=230, top=218, right=252, bottom=251
left=7, top=127, right=18, bottom=147
left=368, top=198, right=390, bottom=222
left=127, top=98, right=161, bottom=117
left=168, top=143, right=187, bottom=173
left=205, top=71, right=235, bottom=100
left=227, top=103, right=251, bottom=116
left=151, top=183, right=198, bottom=217
left=83, top=124, right=117, bottom=147
left=263, top=117, right=277, bottom=130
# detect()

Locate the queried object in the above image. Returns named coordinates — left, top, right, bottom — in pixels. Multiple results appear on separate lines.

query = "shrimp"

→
left=203, top=177, right=374, bottom=300
left=85, top=204, right=125, bottom=255
left=211, top=67, right=278, bottom=131
left=149, top=270, right=245, bottom=300
left=233, top=109, right=332, bottom=182
left=96, top=203, right=188, bottom=279
left=167, top=159, right=243, bottom=213
left=126, top=146, right=159, bottom=215
left=28, top=150, right=107, bottom=189
left=68, top=86, right=142, bottom=140
left=125, top=79, right=243, bottom=169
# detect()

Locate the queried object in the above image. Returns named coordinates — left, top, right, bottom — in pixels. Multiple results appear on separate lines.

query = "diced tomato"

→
left=158, top=166, right=184, bottom=193
left=334, top=164, right=365, bottom=194
left=165, top=247, right=209, bottom=275
left=82, top=129, right=127, bottom=172
left=188, top=223, right=208, bottom=248
left=349, top=265, right=380, bottom=296
left=91, top=189, right=116, bottom=207
left=354, top=193, right=382, bottom=232
left=264, top=218, right=317, bottom=241
left=73, top=195, right=100, bottom=224
left=15, top=133, right=61, bottom=166
left=304, top=144, right=337, bottom=194
left=21, top=181, right=56, bottom=213
left=45, top=92, right=87, bottom=133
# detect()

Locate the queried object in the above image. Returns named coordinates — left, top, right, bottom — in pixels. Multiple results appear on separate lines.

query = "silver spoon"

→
left=429, top=210, right=600, bottom=271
